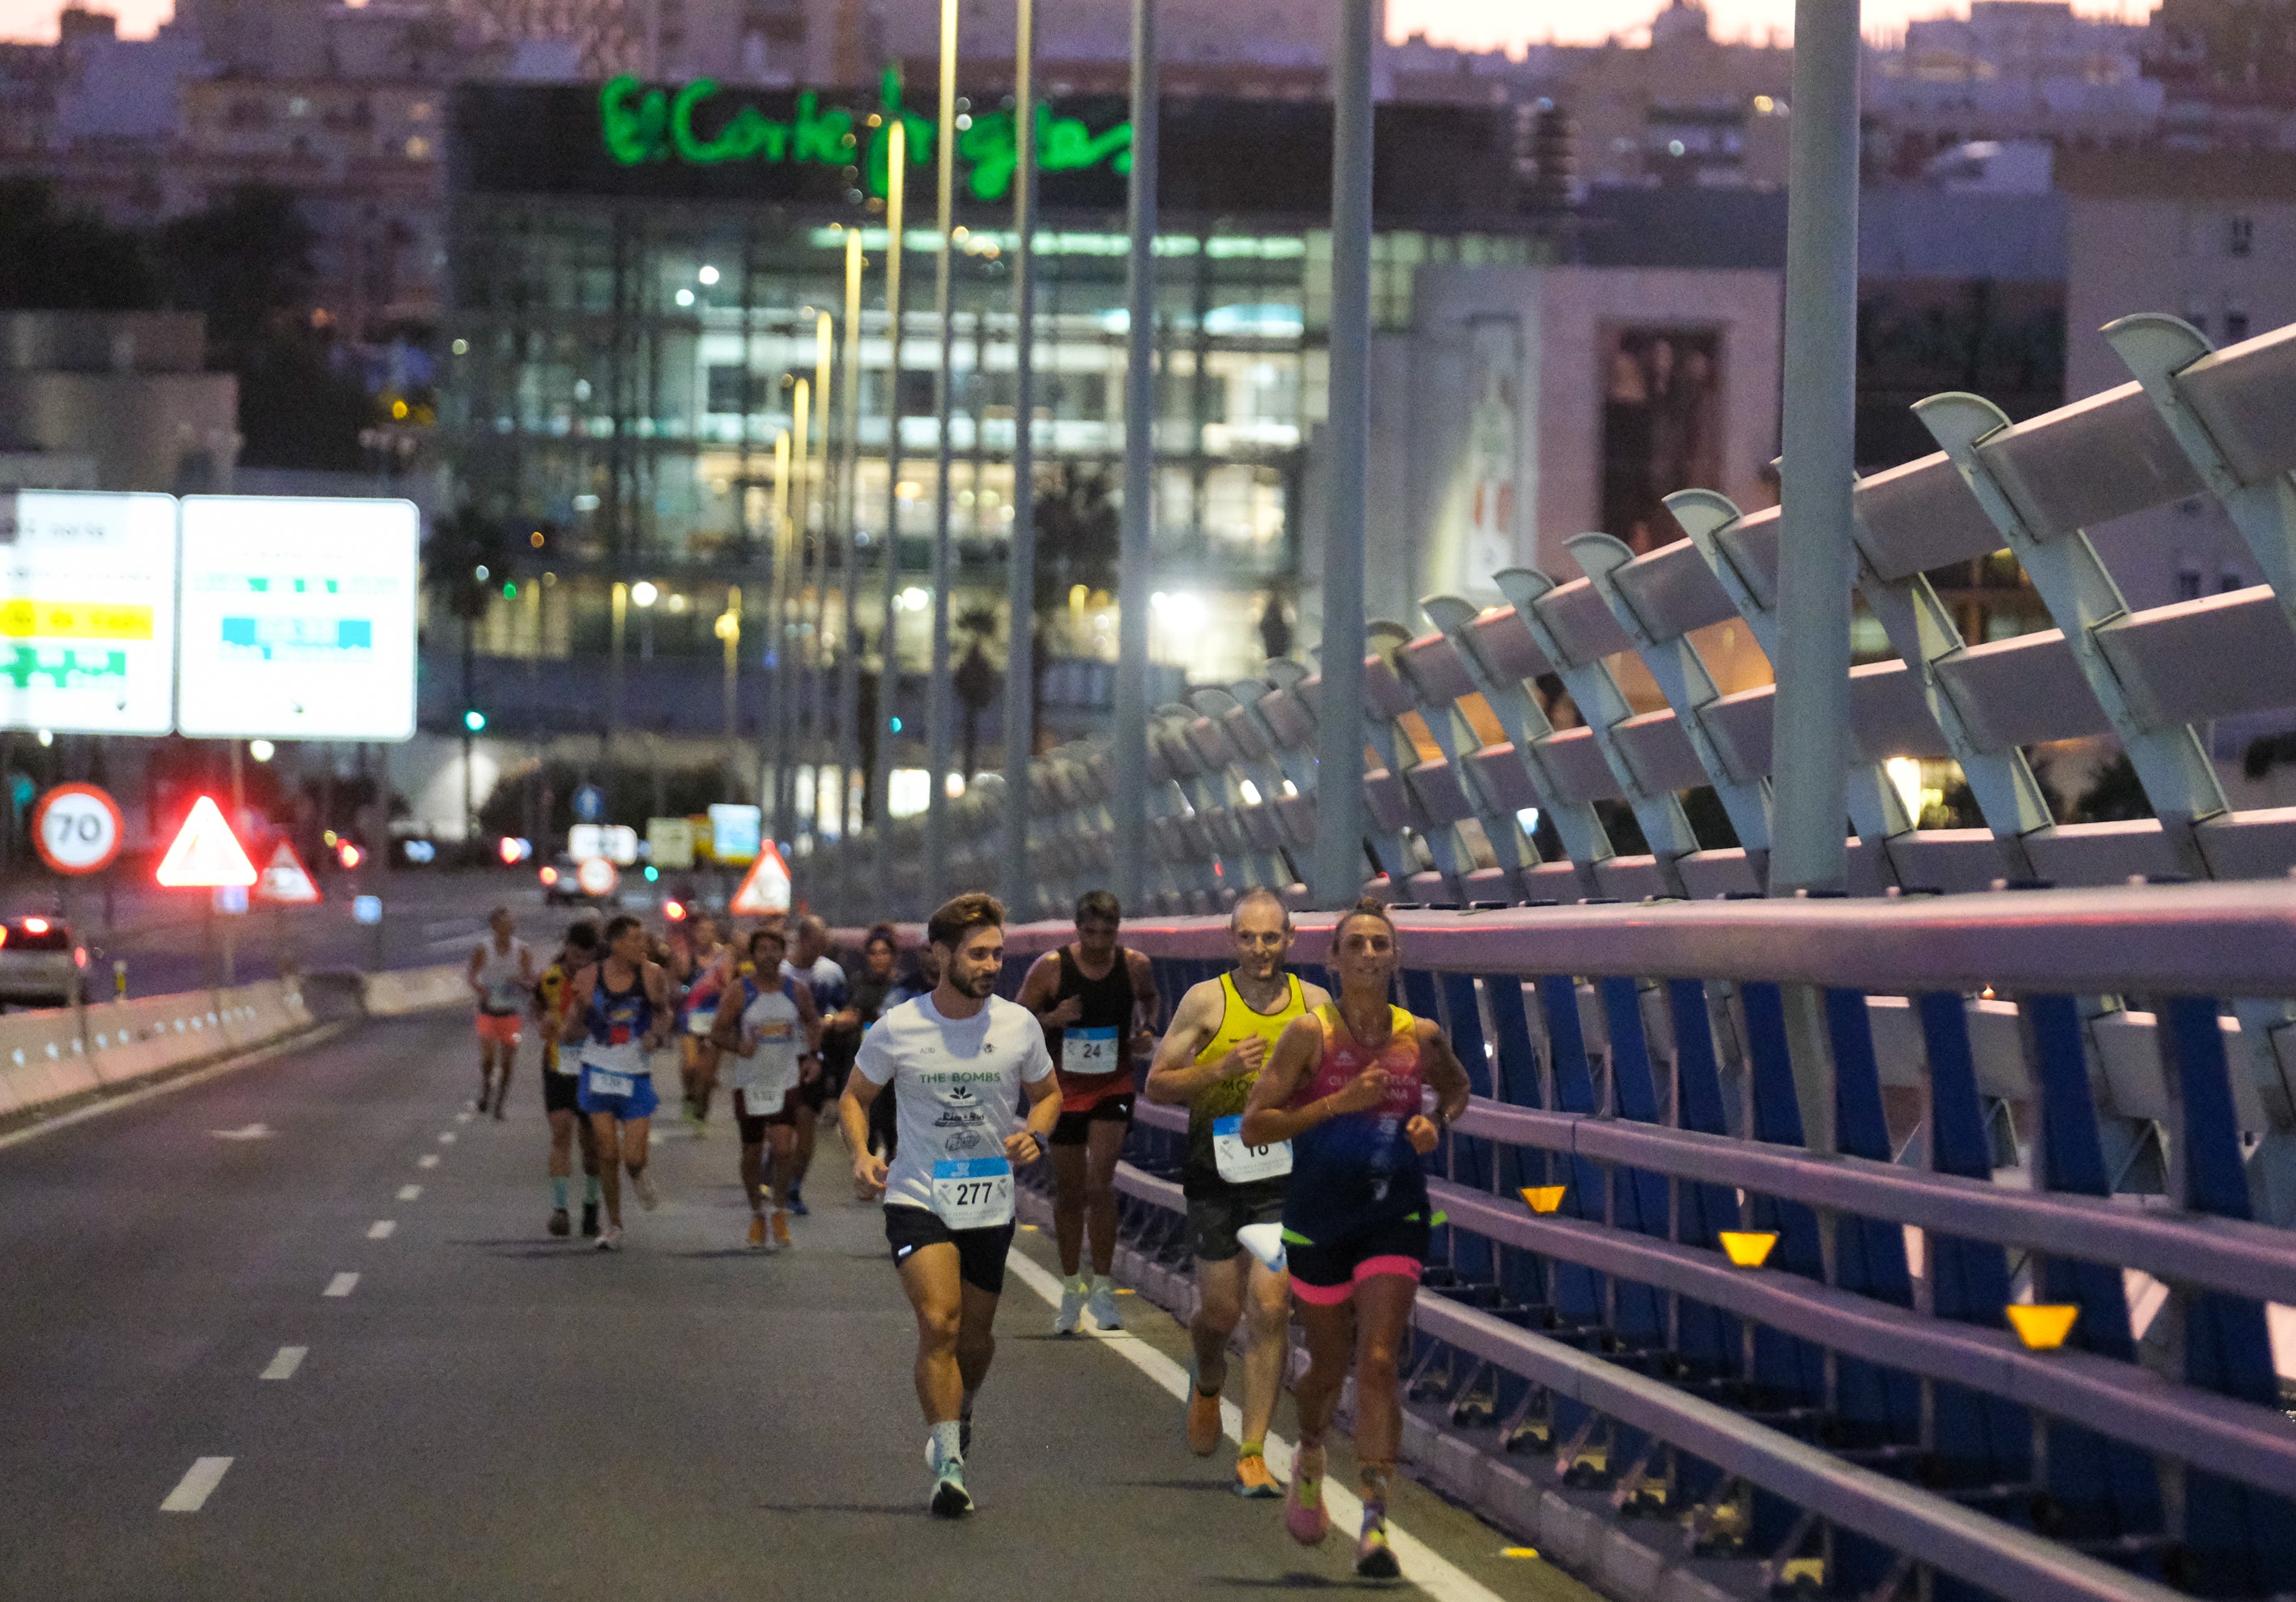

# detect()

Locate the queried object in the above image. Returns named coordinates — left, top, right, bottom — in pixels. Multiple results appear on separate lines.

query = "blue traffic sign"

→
left=572, top=783, right=606, bottom=823
left=352, top=894, right=383, bottom=926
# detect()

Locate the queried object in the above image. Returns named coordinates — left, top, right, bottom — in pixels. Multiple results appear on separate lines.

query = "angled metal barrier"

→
left=994, top=885, right=2296, bottom=1601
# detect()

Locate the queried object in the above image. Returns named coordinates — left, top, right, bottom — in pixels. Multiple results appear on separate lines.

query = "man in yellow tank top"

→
left=1146, top=887, right=1331, bottom=1498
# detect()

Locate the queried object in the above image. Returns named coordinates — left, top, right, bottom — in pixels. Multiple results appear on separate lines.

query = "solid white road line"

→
left=437, top=1132, right=458, bottom=1145
left=417, top=1154, right=440, bottom=1169
left=259, top=1345, right=308, bottom=1381
left=1003, top=1250, right=1503, bottom=1602
left=367, top=1221, right=396, bottom=1239
left=323, top=1272, right=360, bottom=1298
left=398, top=1184, right=422, bottom=1201
left=160, top=1457, right=233, bottom=1512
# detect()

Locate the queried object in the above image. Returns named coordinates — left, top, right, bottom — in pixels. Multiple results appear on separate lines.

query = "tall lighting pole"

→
left=1770, top=0, right=1860, bottom=896
left=999, top=0, right=1039, bottom=917
left=1111, top=0, right=1156, bottom=911
left=806, top=310, right=833, bottom=852
left=872, top=121, right=908, bottom=914
left=922, top=0, right=960, bottom=904
left=782, top=377, right=811, bottom=847
left=769, top=421, right=794, bottom=846
left=836, top=228, right=864, bottom=919
left=1314, top=0, right=1372, bottom=907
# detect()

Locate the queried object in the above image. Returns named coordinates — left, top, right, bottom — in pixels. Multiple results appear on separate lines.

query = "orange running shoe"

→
left=747, top=1214, right=766, bottom=1250
left=1233, top=1451, right=1280, bottom=1498
left=771, top=1209, right=793, bottom=1249
left=1186, top=1382, right=1222, bottom=1456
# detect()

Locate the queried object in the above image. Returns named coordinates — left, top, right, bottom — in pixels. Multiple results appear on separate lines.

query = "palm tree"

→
left=1024, top=462, right=1120, bottom=755
left=952, top=605, right=1000, bottom=781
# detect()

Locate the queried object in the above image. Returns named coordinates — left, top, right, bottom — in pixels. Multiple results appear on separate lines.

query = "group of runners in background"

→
left=464, top=882, right=1472, bottom=1581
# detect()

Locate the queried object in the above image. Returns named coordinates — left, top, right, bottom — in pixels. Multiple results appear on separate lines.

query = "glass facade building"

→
left=441, top=79, right=1539, bottom=729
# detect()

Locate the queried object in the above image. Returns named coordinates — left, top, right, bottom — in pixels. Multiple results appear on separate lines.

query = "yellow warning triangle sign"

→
left=727, top=840, right=791, bottom=915
left=155, top=795, right=258, bottom=888
left=254, top=841, right=322, bottom=905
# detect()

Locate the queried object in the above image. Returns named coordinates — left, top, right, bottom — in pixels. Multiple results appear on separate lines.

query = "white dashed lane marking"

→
left=437, top=1132, right=457, bottom=1145
left=160, top=1457, right=232, bottom=1512
left=398, top=1184, right=422, bottom=1201
left=259, top=1346, right=307, bottom=1381
left=367, top=1221, right=396, bottom=1239
left=322, top=1272, right=360, bottom=1298
left=417, top=1155, right=440, bottom=1170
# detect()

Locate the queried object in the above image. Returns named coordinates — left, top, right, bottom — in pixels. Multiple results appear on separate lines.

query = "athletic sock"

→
left=1063, top=1274, right=1089, bottom=1296
left=583, top=1175, right=602, bottom=1204
left=1360, top=1467, right=1391, bottom=1532
left=1090, top=1273, right=1116, bottom=1293
left=928, top=1420, right=963, bottom=1472
left=551, top=1177, right=569, bottom=1209
left=1239, top=1438, right=1265, bottom=1459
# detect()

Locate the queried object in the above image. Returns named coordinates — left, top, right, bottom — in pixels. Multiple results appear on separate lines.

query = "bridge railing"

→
left=985, top=884, right=2296, bottom=1602
left=807, top=311, right=2296, bottom=921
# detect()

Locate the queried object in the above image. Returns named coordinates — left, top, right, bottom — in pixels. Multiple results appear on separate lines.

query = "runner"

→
left=839, top=893, right=1060, bottom=1519
left=1239, top=899, right=1472, bottom=1579
left=711, top=923, right=822, bottom=1250
left=1016, top=889, right=1160, bottom=1334
left=1144, top=887, right=1330, bottom=1496
left=780, top=914, right=849, bottom=1216
left=466, top=907, right=535, bottom=1118
left=535, top=921, right=604, bottom=1238
left=569, top=914, right=677, bottom=1251
left=674, top=914, right=732, bottom=1129
left=857, top=934, right=938, bottom=1195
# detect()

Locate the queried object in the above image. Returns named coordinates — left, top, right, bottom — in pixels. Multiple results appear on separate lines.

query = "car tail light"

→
left=75, top=946, right=87, bottom=967
left=539, top=865, right=559, bottom=887
left=23, top=916, right=49, bottom=935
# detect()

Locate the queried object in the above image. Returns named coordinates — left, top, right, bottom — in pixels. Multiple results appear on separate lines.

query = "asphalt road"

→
left=0, top=1007, right=1598, bottom=1602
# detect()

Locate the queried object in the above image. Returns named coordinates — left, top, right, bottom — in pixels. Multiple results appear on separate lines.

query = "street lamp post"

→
left=873, top=121, right=909, bottom=915
left=836, top=228, right=865, bottom=919
left=923, top=0, right=961, bottom=905
left=999, top=0, right=1039, bottom=917
left=1314, top=0, right=1373, bottom=909
left=1112, top=0, right=1157, bottom=911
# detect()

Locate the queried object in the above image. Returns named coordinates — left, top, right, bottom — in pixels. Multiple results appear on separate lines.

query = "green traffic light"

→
left=502, top=581, right=518, bottom=599
left=644, top=865, right=659, bottom=881
left=464, top=709, right=487, bottom=732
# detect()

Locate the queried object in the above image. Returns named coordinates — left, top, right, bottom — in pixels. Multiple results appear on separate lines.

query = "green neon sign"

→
left=598, top=69, right=1131, bottom=203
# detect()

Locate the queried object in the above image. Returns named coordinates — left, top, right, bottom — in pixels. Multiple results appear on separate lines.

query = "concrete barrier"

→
left=357, top=964, right=471, bottom=1016
left=0, top=978, right=318, bottom=1129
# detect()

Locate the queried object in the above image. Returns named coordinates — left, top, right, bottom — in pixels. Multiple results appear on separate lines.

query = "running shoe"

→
left=770, top=1210, right=793, bottom=1250
left=1283, top=1460, right=1330, bottom=1545
left=1088, top=1278, right=1125, bottom=1331
left=1233, top=1452, right=1280, bottom=1499
left=632, top=1170, right=660, bottom=1211
left=595, top=1225, right=624, bottom=1252
left=580, top=1203, right=600, bottom=1238
left=547, top=1208, right=571, bottom=1238
left=928, top=1462, right=973, bottom=1519
left=787, top=1187, right=810, bottom=1217
left=1185, top=1367, right=1222, bottom=1456
left=1354, top=1520, right=1400, bottom=1580
left=1053, top=1278, right=1088, bottom=1335
left=747, top=1214, right=766, bottom=1250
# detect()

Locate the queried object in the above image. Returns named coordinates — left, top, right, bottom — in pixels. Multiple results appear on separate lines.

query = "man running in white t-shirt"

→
left=467, top=907, right=535, bottom=1118
left=839, top=893, right=1060, bottom=1519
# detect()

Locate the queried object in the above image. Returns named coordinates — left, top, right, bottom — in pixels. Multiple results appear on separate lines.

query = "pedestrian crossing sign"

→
left=254, top=841, right=322, bottom=905
left=727, top=839, right=791, bottom=915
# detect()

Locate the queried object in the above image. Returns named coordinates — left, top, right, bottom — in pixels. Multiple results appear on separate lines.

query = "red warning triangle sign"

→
left=254, top=841, right=322, bottom=905
left=727, top=839, right=791, bottom=915
left=155, top=795, right=258, bottom=888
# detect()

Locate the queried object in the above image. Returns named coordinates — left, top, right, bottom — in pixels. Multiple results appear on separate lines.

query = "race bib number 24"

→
left=1062, top=1025, right=1120, bottom=1076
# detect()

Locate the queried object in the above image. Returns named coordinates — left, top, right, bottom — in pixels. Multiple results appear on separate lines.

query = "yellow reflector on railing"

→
left=1718, top=1230, right=1779, bottom=1268
left=2005, top=1303, right=2080, bottom=1350
left=1519, top=1186, right=1567, bottom=1214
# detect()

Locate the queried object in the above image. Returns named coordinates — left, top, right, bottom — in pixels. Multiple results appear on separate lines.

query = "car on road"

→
left=0, top=915, right=87, bottom=1010
left=539, top=855, right=616, bottom=907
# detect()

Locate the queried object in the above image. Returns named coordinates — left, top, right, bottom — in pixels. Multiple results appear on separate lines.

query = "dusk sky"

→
left=0, top=0, right=2145, bottom=50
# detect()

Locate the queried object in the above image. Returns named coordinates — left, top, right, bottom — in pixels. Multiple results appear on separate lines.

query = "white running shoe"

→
left=928, top=1460, right=973, bottom=1519
left=1088, top=1278, right=1124, bottom=1331
left=595, top=1225, right=624, bottom=1251
left=631, top=1170, right=660, bottom=1211
left=1053, top=1278, right=1088, bottom=1336
left=1237, top=1222, right=1289, bottom=1274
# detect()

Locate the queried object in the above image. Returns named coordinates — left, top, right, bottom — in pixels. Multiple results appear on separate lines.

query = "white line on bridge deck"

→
left=259, top=1346, right=307, bottom=1381
left=417, top=1155, right=440, bottom=1169
left=367, top=1221, right=396, bottom=1239
left=437, top=1132, right=457, bottom=1145
left=398, top=1184, right=422, bottom=1201
left=1003, top=1250, right=1505, bottom=1602
left=160, top=1457, right=232, bottom=1512
left=322, top=1272, right=360, bottom=1298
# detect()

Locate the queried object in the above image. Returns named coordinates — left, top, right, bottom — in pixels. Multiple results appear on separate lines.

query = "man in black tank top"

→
left=1016, top=888, right=1159, bottom=1335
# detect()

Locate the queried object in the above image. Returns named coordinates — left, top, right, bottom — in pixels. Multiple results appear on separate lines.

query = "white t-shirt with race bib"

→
left=854, top=992, right=1054, bottom=1214
left=731, top=977, right=807, bottom=1106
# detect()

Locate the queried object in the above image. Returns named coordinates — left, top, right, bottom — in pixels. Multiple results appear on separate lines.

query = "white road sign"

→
left=31, top=782, right=125, bottom=875
left=175, top=496, right=420, bottom=740
left=0, top=492, right=178, bottom=735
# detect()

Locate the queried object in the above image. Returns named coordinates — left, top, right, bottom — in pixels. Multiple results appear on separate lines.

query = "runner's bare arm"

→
left=1144, top=979, right=1239, bottom=1103
left=1128, top=948, right=1161, bottom=1032
left=1405, top=1020, right=1474, bottom=1153
left=1241, top=1013, right=1393, bottom=1145
left=1016, top=952, right=1074, bottom=1025
left=639, top=961, right=672, bottom=1047
left=840, top=1073, right=887, bottom=1192
left=466, top=943, right=487, bottom=999
left=1007, top=1072, right=1062, bottom=1165
left=707, top=988, right=748, bottom=1056
left=795, top=982, right=823, bottom=1051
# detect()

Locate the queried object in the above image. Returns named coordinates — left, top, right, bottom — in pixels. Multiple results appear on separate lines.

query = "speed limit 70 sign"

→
left=32, top=782, right=125, bottom=876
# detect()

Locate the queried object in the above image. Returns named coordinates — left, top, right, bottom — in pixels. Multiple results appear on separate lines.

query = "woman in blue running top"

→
left=569, top=914, right=675, bottom=1250
left=1241, top=900, right=1471, bottom=1580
